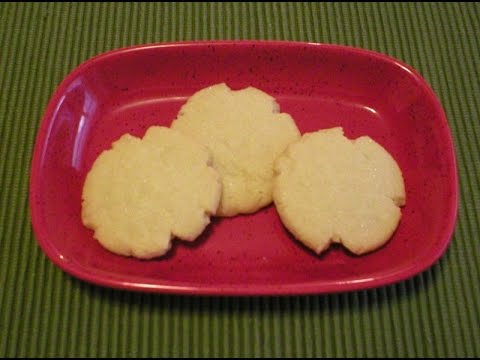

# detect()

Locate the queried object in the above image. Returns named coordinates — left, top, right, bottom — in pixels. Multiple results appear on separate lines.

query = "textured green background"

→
left=1, top=2, right=479, bottom=357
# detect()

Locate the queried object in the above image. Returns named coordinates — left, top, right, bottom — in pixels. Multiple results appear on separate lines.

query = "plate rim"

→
left=29, top=40, right=459, bottom=296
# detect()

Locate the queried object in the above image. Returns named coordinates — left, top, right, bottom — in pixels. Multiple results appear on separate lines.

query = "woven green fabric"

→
left=0, top=2, right=479, bottom=357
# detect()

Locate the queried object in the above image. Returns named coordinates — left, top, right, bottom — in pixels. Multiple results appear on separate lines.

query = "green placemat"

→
left=0, top=2, right=479, bottom=357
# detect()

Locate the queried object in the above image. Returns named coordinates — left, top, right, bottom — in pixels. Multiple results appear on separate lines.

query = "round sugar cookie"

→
left=81, top=126, right=221, bottom=259
left=273, top=127, right=406, bottom=255
left=171, top=83, right=301, bottom=217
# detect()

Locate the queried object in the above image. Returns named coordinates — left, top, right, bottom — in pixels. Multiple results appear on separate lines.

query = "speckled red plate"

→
left=29, top=41, right=458, bottom=295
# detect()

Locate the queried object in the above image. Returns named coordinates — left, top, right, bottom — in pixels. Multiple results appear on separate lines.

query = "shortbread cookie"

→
left=171, top=83, right=301, bottom=216
left=81, top=126, right=221, bottom=259
left=273, top=127, right=406, bottom=255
